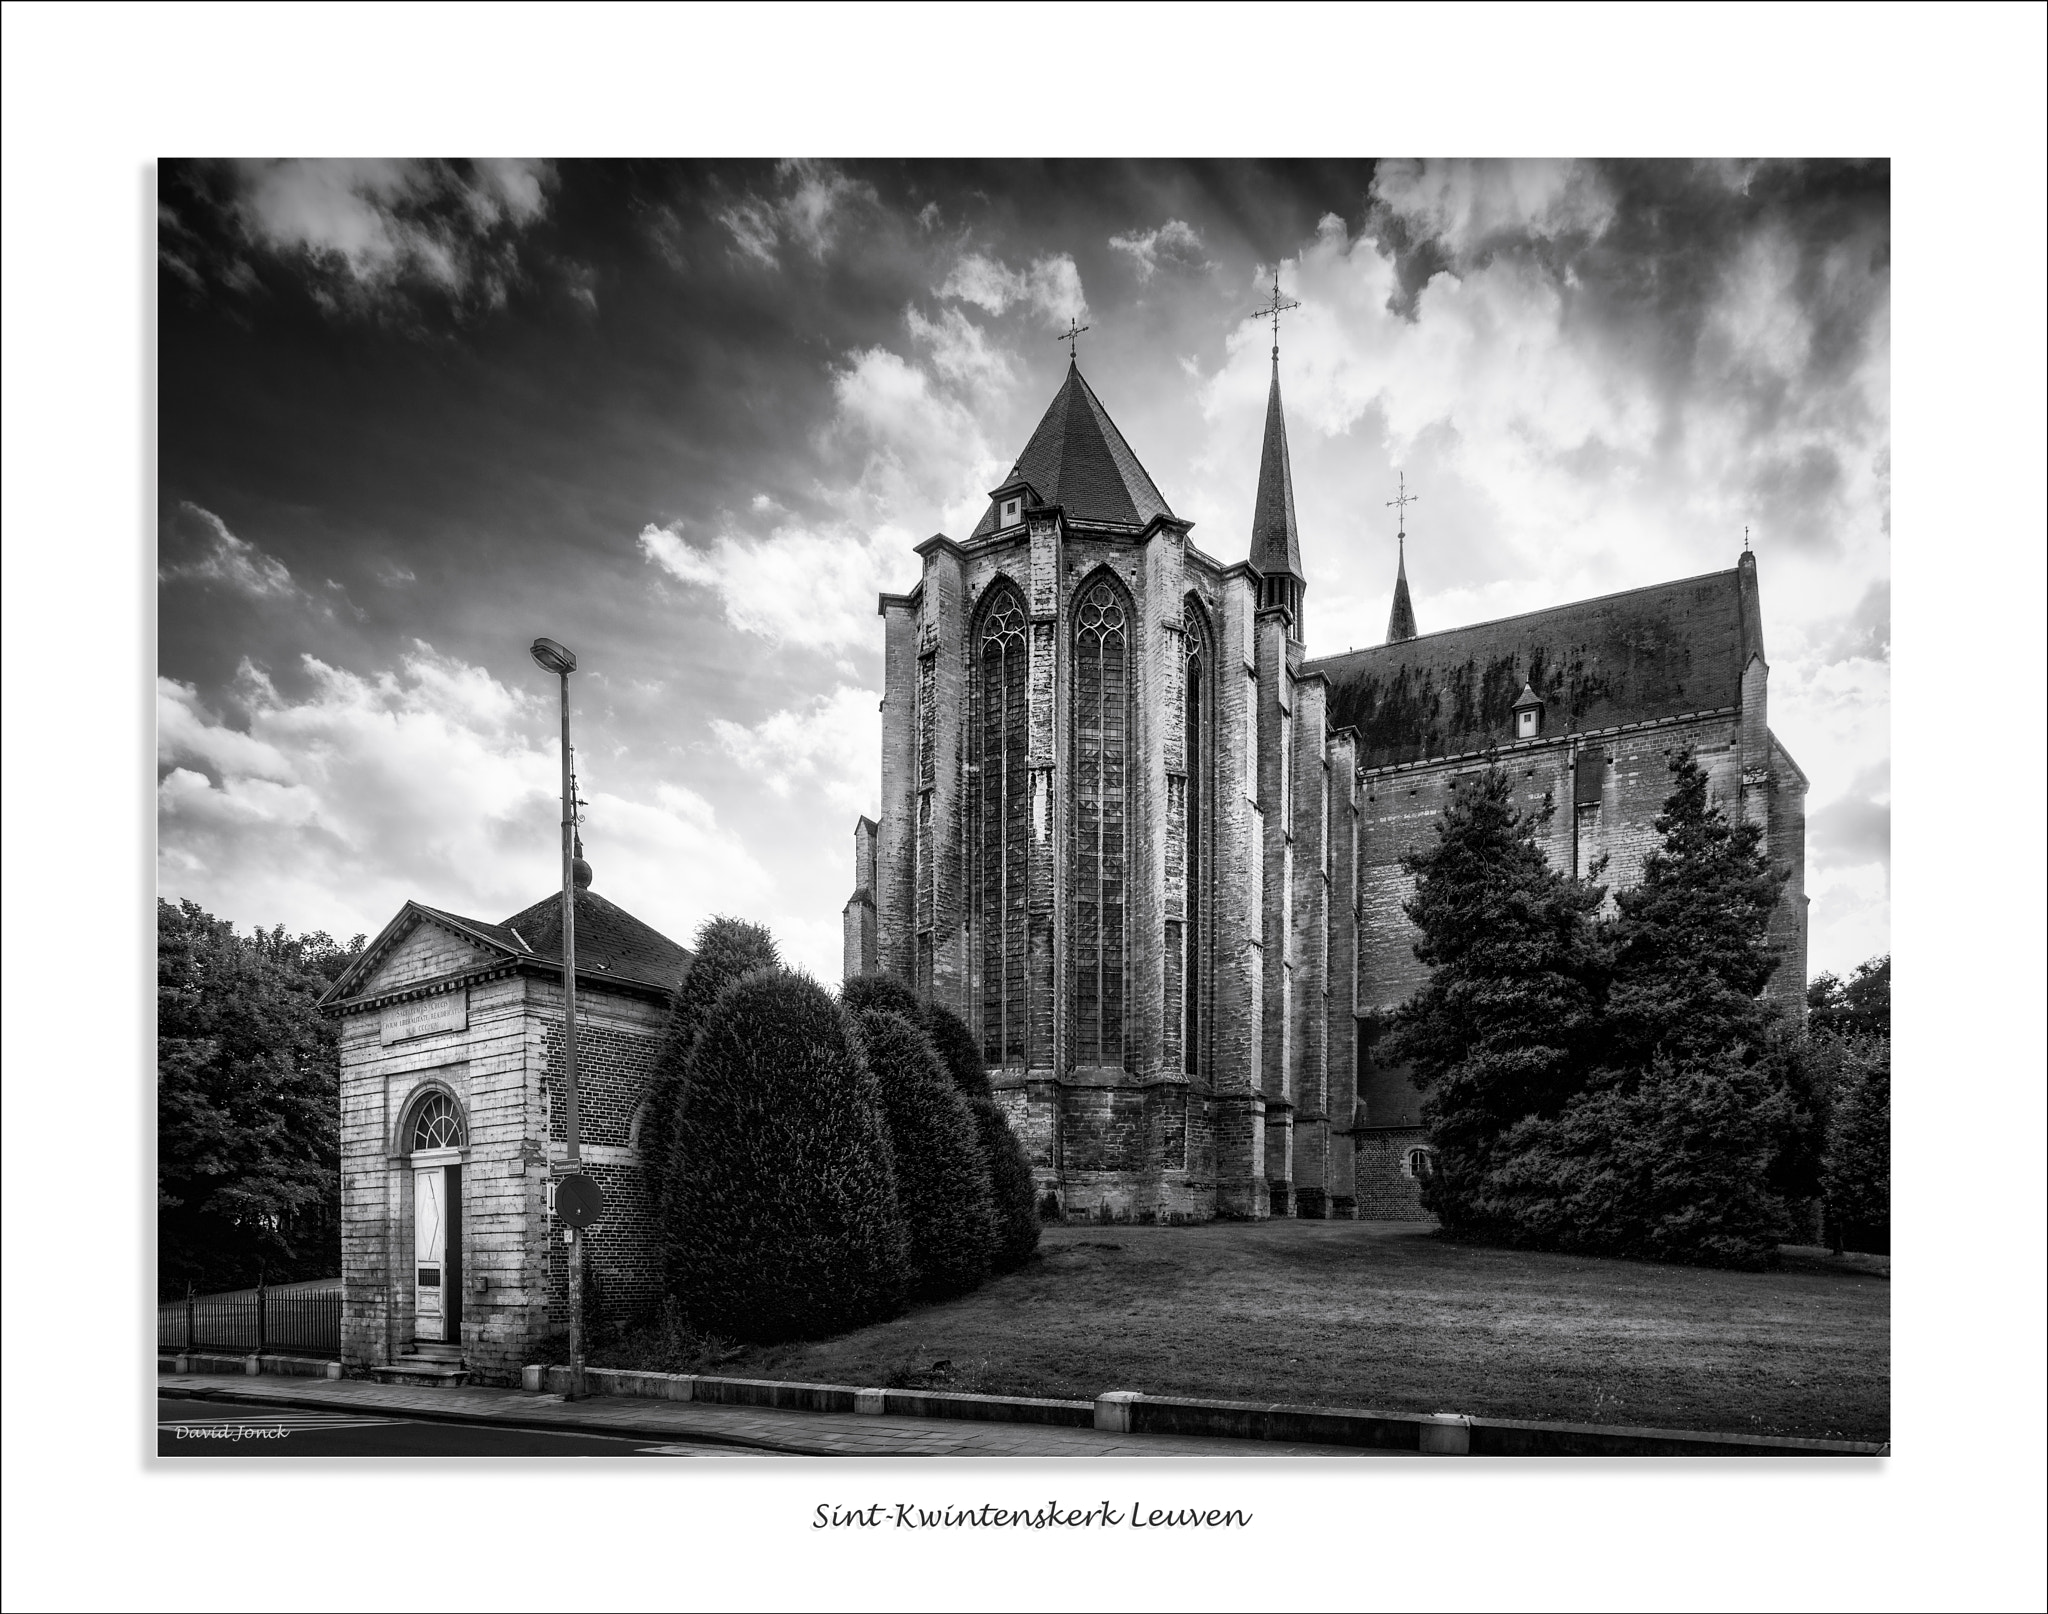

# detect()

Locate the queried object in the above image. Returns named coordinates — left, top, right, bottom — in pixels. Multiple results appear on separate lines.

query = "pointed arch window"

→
left=1180, top=597, right=1213, bottom=1077
left=1072, top=576, right=1131, bottom=1069
left=973, top=584, right=1030, bottom=1065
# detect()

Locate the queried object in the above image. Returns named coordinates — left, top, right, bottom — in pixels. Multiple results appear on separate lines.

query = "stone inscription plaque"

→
left=380, top=990, right=468, bottom=1045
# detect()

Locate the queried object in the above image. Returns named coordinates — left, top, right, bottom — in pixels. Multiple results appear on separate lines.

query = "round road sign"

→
left=556, top=1173, right=605, bottom=1229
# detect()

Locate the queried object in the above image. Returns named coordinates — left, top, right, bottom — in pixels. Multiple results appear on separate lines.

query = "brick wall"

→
left=1355, top=1130, right=1431, bottom=1220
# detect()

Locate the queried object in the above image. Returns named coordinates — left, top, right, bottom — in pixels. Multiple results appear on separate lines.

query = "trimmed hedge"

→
left=641, top=916, right=780, bottom=1207
left=923, top=1001, right=994, bottom=1100
left=850, top=1006, right=998, bottom=1302
left=665, top=970, right=909, bottom=1342
left=840, top=971, right=925, bottom=1027
left=967, top=1095, right=1040, bottom=1272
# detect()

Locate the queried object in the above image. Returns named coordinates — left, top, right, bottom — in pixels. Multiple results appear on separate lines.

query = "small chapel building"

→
left=320, top=866, right=688, bottom=1384
left=843, top=353, right=1808, bottom=1224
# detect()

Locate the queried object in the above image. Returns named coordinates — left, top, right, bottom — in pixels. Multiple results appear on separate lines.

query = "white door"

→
left=413, top=1166, right=446, bottom=1341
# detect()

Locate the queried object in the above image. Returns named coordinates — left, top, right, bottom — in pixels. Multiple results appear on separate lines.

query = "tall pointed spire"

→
left=1385, top=471, right=1419, bottom=643
left=1386, top=541, right=1417, bottom=643
left=1247, top=273, right=1306, bottom=635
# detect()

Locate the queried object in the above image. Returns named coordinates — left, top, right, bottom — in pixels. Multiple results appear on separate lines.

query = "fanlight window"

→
left=412, top=1091, right=463, bottom=1151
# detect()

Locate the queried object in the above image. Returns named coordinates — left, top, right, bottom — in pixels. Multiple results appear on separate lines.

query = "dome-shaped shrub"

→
left=641, top=916, right=779, bottom=1207
left=967, top=1096, right=1040, bottom=1271
left=666, top=969, right=908, bottom=1341
left=849, top=1006, right=997, bottom=1302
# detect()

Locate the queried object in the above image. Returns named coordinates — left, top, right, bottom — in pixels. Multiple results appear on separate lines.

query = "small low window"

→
left=1403, top=1146, right=1436, bottom=1180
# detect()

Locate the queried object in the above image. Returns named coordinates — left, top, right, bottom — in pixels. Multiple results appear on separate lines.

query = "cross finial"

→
left=1059, top=316, right=1090, bottom=362
left=1246, top=270, right=1301, bottom=364
left=1743, top=524, right=1750, bottom=552
left=1387, top=471, right=1420, bottom=543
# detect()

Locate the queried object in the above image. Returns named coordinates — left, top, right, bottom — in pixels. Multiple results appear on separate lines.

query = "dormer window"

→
left=1000, top=496, right=1022, bottom=527
left=1512, top=682, right=1543, bottom=740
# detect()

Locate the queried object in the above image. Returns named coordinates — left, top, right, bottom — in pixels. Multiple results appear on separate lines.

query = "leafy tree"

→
left=157, top=899, right=362, bottom=1297
left=641, top=916, right=779, bottom=1209
left=847, top=1006, right=998, bottom=1301
left=1379, top=766, right=1609, bottom=1236
left=664, top=969, right=909, bottom=1342
left=1807, top=955, right=1891, bottom=1041
left=1822, top=1036, right=1890, bottom=1254
left=1602, top=752, right=1788, bottom=1072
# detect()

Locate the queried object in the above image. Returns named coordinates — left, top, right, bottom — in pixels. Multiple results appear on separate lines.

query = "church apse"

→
left=850, top=355, right=1806, bottom=1226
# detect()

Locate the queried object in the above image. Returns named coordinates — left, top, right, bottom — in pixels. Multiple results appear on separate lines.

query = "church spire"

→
left=1247, top=274, right=1305, bottom=634
left=1385, top=471, right=1419, bottom=643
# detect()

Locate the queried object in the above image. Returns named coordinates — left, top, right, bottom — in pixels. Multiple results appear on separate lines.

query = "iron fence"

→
left=158, top=1285, right=342, bottom=1357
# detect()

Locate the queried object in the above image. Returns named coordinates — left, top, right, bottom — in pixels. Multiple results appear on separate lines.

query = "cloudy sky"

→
left=156, top=157, right=1890, bottom=980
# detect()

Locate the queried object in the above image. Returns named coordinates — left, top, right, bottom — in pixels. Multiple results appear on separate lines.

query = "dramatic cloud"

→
left=709, top=685, right=881, bottom=813
left=939, top=250, right=1088, bottom=325
left=1109, top=219, right=1211, bottom=281
left=160, top=160, right=1888, bottom=979
left=157, top=645, right=770, bottom=952
left=166, top=159, right=559, bottom=319
left=638, top=518, right=900, bottom=654
left=159, top=503, right=302, bottom=600
left=715, top=159, right=876, bottom=267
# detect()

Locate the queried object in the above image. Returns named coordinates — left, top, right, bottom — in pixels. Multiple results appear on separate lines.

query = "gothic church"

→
left=844, top=351, right=1808, bottom=1223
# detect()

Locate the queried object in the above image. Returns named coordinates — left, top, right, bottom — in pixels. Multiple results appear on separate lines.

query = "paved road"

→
left=159, top=1373, right=1376, bottom=1457
left=158, top=1396, right=756, bottom=1458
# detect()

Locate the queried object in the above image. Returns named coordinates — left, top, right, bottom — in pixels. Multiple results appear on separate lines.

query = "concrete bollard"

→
left=1095, top=1391, right=1142, bottom=1434
left=854, top=1389, right=887, bottom=1416
left=1420, top=1413, right=1472, bottom=1455
left=244, top=1355, right=263, bottom=1377
left=173, top=1355, right=191, bottom=1375
left=520, top=1364, right=545, bottom=1392
left=326, top=1362, right=343, bottom=1380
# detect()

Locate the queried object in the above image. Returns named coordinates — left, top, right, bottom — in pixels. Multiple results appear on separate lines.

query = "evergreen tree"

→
left=1602, top=751, right=1788, bottom=1072
left=664, top=969, right=909, bottom=1341
left=1822, top=1035, right=1890, bottom=1254
left=1482, top=1052, right=1793, bottom=1270
left=158, top=899, right=362, bottom=1296
left=640, top=916, right=779, bottom=1209
left=847, top=1006, right=998, bottom=1301
left=1379, top=766, right=1609, bottom=1237
left=921, top=998, right=1039, bottom=1271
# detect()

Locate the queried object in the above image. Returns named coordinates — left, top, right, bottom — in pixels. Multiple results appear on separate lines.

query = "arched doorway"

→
left=406, top=1091, right=465, bottom=1346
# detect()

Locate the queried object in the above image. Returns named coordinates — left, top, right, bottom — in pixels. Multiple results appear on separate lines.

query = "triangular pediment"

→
left=324, top=903, right=519, bottom=1006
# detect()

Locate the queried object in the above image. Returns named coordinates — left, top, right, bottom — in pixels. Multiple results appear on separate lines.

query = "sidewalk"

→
left=158, top=1372, right=1376, bottom=1457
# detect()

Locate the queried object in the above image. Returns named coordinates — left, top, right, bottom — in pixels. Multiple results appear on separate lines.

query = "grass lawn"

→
left=594, top=1222, right=1889, bottom=1442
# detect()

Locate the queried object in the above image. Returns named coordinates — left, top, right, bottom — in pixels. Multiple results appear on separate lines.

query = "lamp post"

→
left=529, top=635, right=585, bottom=1399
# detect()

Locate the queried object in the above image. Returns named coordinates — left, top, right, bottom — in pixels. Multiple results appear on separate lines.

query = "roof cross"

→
left=1059, top=316, right=1090, bottom=362
left=1247, top=271, right=1302, bottom=363
left=1387, top=470, right=1420, bottom=541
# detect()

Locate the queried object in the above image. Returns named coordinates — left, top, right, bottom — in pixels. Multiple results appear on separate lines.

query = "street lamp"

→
left=530, top=636, right=589, bottom=1400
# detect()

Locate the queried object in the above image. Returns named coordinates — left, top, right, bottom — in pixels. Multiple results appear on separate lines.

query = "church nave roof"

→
left=970, top=362, right=1176, bottom=538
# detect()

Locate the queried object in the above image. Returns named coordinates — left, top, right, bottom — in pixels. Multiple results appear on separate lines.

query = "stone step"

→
left=371, top=1357, right=470, bottom=1388
left=406, top=1340, right=465, bottom=1362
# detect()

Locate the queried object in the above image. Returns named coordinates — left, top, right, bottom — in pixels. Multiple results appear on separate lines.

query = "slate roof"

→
left=1309, top=558, right=1768, bottom=771
left=324, top=888, right=693, bottom=1007
left=969, top=363, right=1174, bottom=537
left=1248, top=366, right=1303, bottom=580
left=498, top=887, right=694, bottom=994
